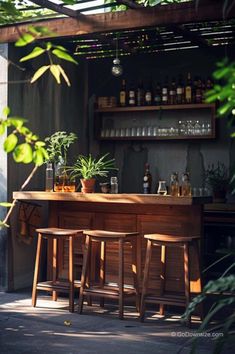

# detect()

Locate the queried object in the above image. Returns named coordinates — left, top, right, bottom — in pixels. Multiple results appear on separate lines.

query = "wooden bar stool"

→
left=140, top=234, right=202, bottom=325
left=78, top=230, right=140, bottom=319
left=32, top=227, right=83, bottom=312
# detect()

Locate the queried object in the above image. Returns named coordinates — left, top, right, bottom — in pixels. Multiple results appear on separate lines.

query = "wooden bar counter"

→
left=13, top=192, right=211, bottom=295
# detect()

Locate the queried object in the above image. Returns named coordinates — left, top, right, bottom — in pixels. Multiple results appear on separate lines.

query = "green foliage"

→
left=203, top=162, right=229, bottom=193
left=45, top=131, right=77, bottom=165
left=67, top=153, right=117, bottom=180
left=183, top=257, right=235, bottom=354
left=205, top=59, right=235, bottom=122
left=0, top=107, right=48, bottom=166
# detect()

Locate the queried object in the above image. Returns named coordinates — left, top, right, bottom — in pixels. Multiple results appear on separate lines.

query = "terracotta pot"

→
left=80, top=178, right=96, bottom=193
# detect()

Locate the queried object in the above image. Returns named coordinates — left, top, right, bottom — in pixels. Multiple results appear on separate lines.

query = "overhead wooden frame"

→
left=0, top=0, right=235, bottom=44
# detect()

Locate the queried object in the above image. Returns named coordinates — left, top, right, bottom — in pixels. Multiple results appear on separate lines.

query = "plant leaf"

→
left=0, top=202, right=13, bottom=207
left=33, top=149, right=44, bottom=166
left=31, top=66, right=50, bottom=84
left=0, top=124, right=5, bottom=135
left=3, top=133, right=18, bottom=153
left=52, top=49, right=78, bottom=65
left=15, top=33, right=35, bottom=47
left=50, top=65, right=61, bottom=84
left=20, top=47, right=46, bottom=62
left=3, top=107, right=10, bottom=117
left=57, top=65, right=71, bottom=87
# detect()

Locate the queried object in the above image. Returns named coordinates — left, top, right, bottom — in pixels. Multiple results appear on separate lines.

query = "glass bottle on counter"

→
left=110, top=176, right=118, bottom=193
left=181, top=172, right=192, bottom=196
left=170, top=172, right=180, bottom=196
left=45, top=162, right=54, bottom=192
left=143, top=163, right=152, bottom=194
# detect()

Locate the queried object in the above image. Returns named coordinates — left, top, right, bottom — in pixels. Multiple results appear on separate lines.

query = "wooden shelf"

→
left=99, top=134, right=214, bottom=141
left=95, top=103, right=215, bottom=113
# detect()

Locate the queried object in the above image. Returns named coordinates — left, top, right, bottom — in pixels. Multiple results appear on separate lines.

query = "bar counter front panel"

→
left=13, top=192, right=211, bottom=294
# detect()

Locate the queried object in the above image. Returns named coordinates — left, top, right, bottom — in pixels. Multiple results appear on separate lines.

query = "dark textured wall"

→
left=88, top=47, right=234, bottom=195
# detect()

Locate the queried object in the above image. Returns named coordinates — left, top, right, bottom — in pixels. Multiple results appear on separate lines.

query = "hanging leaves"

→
left=31, top=66, right=50, bottom=83
left=20, top=47, right=46, bottom=62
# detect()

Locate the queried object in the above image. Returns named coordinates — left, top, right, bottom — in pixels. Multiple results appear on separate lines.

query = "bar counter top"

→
left=13, top=191, right=211, bottom=205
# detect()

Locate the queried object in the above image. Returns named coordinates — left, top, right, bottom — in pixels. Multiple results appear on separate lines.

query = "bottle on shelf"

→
left=162, top=77, right=168, bottom=105
left=119, top=79, right=126, bottom=107
left=45, top=162, right=54, bottom=192
left=110, top=176, right=118, bottom=193
left=143, top=163, right=152, bottom=194
left=136, top=80, right=145, bottom=106
left=181, top=172, right=192, bottom=196
left=128, top=83, right=136, bottom=106
left=192, top=76, right=198, bottom=103
left=195, top=76, right=202, bottom=103
left=185, top=72, right=192, bottom=104
left=169, top=77, right=176, bottom=105
left=145, top=81, right=152, bottom=106
left=170, top=172, right=180, bottom=197
left=153, top=82, right=161, bottom=105
left=176, top=74, right=184, bottom=104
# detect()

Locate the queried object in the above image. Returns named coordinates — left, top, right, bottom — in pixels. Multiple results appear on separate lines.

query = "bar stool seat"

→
left=78, top=229, right=140, bottom=319
left=140, top=233, right=202, bottom=325
left=32, top=227, right=83, bottom=312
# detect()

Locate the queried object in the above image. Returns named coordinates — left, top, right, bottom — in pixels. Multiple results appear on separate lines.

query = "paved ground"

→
left=0, top=291, right=233, bottom=354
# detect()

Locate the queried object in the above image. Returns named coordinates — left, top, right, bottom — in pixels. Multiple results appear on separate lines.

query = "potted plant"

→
left=67, top=153, right=117, bottom=193
left=203, top=162, right=230, bottom=202
left=45, top=131, right=77, bottom=191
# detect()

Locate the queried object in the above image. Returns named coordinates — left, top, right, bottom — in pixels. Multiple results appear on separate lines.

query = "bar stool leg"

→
left=100, top=241, right=106, bottom=308
left=32, top=233, right=43, bottom=307
left=131, top=237, right=140, bottom=312
left=140, top=239, right=152, bottom=322
left=183, top=242, right=191, bottom=326
left=68, top=235, right=74, bottom=313
left=78, top=235, right=91, bottom=314
left=193, top=239, right=204, bottom=321
left=52, top=237, right=58, bottom=301
left=118, top=238, right=124, bottom=320
left=159, top=245, right=166, bottom=315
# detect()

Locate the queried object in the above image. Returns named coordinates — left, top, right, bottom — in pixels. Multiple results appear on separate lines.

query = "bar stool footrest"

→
left=83, top=285, right=136, bottom=298
left=145, top=293, right=187, bottom=307
left=36, top=280, right=81, bottom=292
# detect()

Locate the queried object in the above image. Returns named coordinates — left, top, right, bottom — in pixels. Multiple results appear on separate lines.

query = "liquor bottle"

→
left=128, top=83, right=136, bottom=106
left=45, top=163, right=54, bottom=192
left=162, top=77, right=168, bottom=105
left=185, top=72, right=192, bottom=104
left=136, top=80, right=145, bottom=106
left=195, top=77, right=202, bottom=103
left=119, top=79, right=126, bottom=107
left=153, top=82, right=161, bottom=105
left=170, top=172, right=180, bottom=197
left=192, top=76, right=198, bottom=103
left=206, top=77, right=213, bottom=90
left=169, top=78, right=176, bottom=105
left=143, top=163, right=152, bottom=194
left=176, top=75, right=184, bottom=104
left=145, top=82, right=152, bottom=106
left=181, top=172, right=191, bottom=196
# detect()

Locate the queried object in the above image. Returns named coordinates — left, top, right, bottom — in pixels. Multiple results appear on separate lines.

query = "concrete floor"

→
left=0, top=291, right=233, bottom=354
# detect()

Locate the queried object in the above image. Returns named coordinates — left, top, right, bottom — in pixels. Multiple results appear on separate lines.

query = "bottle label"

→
left=177, top=88, right=183, bottom=94
left=162, top=88, right=167, bottom=94
left=120, top=92, right=126, bottom=105
left=145, top=92, right=152, bottom=102
left=185, top=87, right=192, bottom=101
left=162, top=95, right=167, bottom=102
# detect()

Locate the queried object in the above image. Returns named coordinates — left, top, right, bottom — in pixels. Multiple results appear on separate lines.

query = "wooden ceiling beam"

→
left=30, top=0, right=79, bottom=19
left=116, top=0, right=144, bottom=9
left=1, top=0, right=235, bottom=43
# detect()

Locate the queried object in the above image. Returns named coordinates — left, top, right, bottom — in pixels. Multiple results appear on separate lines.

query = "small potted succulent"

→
left=203, top=162, right=230, bottom=202
left=67, top=153, right=117, bottom=193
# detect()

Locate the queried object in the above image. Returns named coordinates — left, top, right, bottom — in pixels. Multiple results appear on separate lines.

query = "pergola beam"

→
left=0, top=0, right=235, bottom=43
left=116, top=0, right=144, bottom=9
left=30, top=0, right=79, bottom=19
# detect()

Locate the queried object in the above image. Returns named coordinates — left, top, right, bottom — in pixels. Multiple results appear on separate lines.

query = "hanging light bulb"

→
left=111, top=35, right=123, bottom=77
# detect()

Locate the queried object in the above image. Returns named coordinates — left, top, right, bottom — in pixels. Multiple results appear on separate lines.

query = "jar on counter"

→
left=110, top=176, right=118, bottom=194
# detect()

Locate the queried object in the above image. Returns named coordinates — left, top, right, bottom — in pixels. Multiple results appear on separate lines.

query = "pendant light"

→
left=111, top=35, right=123, bottom=77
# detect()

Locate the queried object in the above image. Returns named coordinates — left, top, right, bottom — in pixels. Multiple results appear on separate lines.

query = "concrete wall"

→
left=7, top=44, right=88, bottom=289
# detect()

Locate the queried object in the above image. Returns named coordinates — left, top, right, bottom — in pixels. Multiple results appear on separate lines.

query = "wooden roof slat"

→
left=1, top=1, right=235, bottom=43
